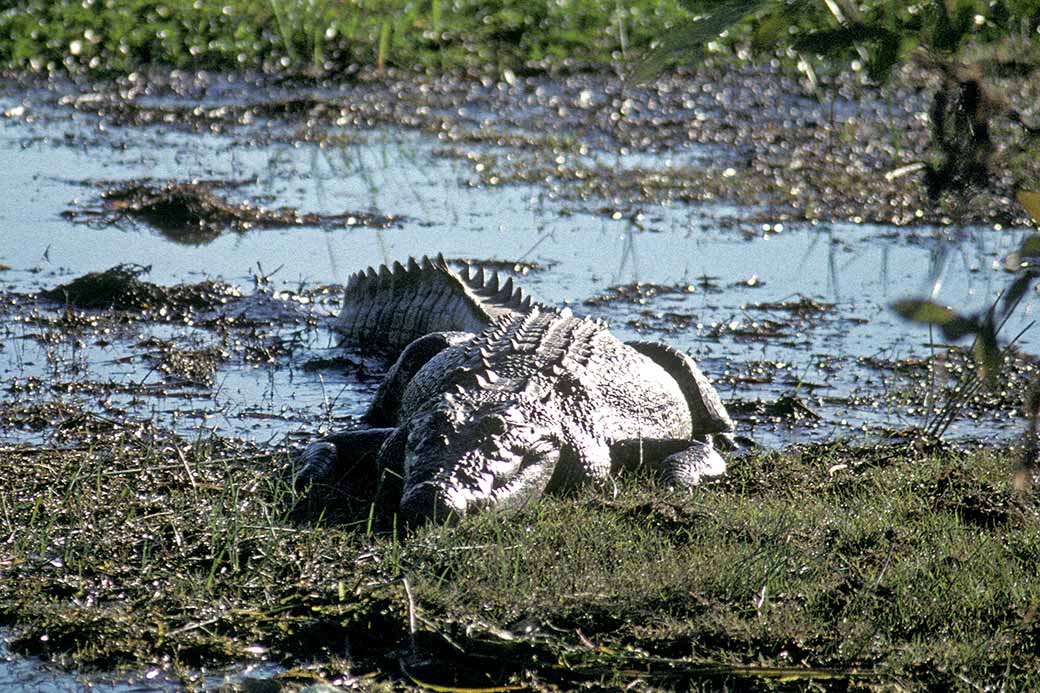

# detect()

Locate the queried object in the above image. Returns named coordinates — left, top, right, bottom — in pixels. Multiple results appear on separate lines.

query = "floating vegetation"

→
left=862, top=346, right=1039, bottom=423
left=449, top=257, right=550, bottom=276
left=38, top=264, right=242, bottom=314
left=744, top=296, right=835, bottom=315
left=728, top=393, right=823, bottom=424
left=731, top=274, right=765, bottom=288
left=7, top=65, right=1035, bottom=229
left=584, top=281, right=699, bottom=306
left=138, top=337, right=227, bottom=388
left=64, top=180, right=402, bottom=243
left=705, top=317, right=791, bottom=340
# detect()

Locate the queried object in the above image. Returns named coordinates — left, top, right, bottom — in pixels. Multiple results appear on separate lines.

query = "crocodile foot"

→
left=293, top=441, right=339, bottom=490
left=662, top=437, right=727, bottom=487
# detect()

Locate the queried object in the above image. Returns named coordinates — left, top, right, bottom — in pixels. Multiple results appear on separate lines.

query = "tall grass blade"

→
left=268, top=0, right=300, bottom=65
left=377, top=21, right=391, bottom=72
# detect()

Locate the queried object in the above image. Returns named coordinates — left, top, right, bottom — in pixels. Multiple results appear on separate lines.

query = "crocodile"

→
left=295, top=255, right=735, bottom=524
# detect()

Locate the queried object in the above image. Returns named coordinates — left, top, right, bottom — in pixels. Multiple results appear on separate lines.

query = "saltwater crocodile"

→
left=295, top=255, right=735, bottom=524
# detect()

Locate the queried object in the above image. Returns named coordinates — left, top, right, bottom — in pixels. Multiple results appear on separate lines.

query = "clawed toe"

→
left=293, top=441, right=338, bottom=489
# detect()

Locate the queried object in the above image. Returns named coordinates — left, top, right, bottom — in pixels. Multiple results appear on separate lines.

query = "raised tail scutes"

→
left=457, top=263, right=534, bottom=313
left=334, top=254, right=539, bottom=352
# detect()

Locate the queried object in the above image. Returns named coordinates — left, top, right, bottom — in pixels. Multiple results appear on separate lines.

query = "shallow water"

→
left=0, top=631, right=284, bottom=690
left=1, top=89, right=1033, bottom=448
left=0, top=79, right=1036, bottom=683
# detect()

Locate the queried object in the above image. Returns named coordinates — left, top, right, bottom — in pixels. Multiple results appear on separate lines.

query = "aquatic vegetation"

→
left=64, top=179, right=401, bottom=243
left=893, top=193, right=1040, bottom=443
left=39, top=263, right=242, bottom=312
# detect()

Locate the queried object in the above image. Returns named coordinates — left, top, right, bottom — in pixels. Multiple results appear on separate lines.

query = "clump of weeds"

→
left=137, top=337, right=227, bottom=388
left=449, top=257, right=551, bottom=276
left=39, top=264, right=242, bottom=315
left=584, top=280, right=699, bottom=306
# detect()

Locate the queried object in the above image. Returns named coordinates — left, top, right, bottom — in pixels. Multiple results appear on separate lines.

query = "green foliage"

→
left=3, top=0, right=1033, bottom=83
left=0, top=0, right=694, bottom=76
left=1019, top=190, right=1040, bottom=224
left=792, top=22, right=902, bottom=80
left=891, top=298, right=978, bottom=341
left=641, top=0, right=1040, bottom=84
left=895, top=196, right=1040, bottom=387
left=631, top=0, right=767, bottom=81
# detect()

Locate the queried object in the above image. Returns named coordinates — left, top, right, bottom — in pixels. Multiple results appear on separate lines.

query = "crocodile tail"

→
left=334, top=254, right=536, bottom=351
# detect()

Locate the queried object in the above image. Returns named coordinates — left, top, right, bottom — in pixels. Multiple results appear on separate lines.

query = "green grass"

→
left=405, top=442, right=1040, bottom=689
left=0, top=0, right=693, bottom=77
left=2, top=425, right=1039, bottom=689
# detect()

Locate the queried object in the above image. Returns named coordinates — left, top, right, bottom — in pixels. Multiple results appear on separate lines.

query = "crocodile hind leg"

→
left=625, top=341, right=734, bottom=436
left=659, top=437, right=727, bottom=486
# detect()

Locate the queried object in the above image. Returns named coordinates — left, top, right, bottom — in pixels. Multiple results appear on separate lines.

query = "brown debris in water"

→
left=584, top=281, right=698, bottom=306
left=65, top=179, right=402, bottom=243
left=38, top=263, right=241, bottom=314
left=137, top=337, right=227, bottom=388
left=729, top=394, right=823, bottom=423
left=744, top=296, right=835, bottom=315
left=450, top=257, right=551, bottom=276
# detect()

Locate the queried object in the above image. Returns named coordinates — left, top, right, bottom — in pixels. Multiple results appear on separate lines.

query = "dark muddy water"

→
left=0, top=78, right=1036, bottom=685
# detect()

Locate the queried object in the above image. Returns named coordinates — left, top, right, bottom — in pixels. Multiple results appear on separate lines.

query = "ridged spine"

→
left=334, top=254, right=537, bottom=351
